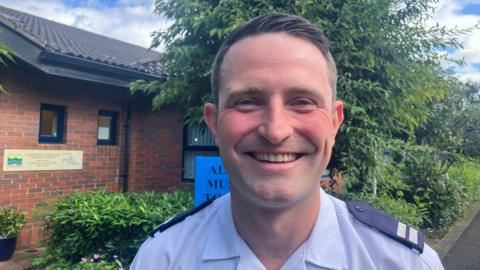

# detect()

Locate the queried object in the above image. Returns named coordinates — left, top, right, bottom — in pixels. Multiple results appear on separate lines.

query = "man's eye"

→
left=234, top=98, right=260, bottom=109
left=291, top=98, right=315, bottom=106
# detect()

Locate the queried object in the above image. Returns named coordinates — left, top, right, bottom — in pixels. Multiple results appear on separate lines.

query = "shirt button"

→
left=355, top=205, right=364, bottom=212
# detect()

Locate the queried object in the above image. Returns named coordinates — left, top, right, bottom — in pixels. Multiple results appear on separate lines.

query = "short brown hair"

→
left=211, top=13, right=337, bottom=104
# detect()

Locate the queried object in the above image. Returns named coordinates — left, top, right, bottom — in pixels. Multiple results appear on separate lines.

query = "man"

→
left=131, top=13, right=443, bottom=269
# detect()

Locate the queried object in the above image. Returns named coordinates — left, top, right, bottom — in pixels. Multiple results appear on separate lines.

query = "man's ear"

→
left=204, top=103, right=219, bottom=143
left=331, top=100, right=344, bottom=136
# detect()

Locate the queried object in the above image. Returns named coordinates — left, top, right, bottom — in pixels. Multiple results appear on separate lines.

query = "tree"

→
left=416, top=81, right=480, bottom=156
left=0, top=42, right=14, bottom=94
left=131, top=0, right=468, bottom=192
left=462, top=82, right=480, bottom=157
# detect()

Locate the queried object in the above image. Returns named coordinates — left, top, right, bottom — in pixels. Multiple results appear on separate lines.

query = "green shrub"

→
left=33, top=253, right=125, bottom=270
left=398, top=146, right=465, bottom=228
left=342, top=140, right=474, bottom=229
left=35, top=190, right=193, bottom=268
left=448, top=158, right=480, bottom=209
left=0, top=207, right=26, bottom=238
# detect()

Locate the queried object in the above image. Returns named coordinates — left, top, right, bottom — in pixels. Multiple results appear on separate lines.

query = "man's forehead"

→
left=217, top=33, right=332, bottom=103
left=221, top=32, right=322, bottom=67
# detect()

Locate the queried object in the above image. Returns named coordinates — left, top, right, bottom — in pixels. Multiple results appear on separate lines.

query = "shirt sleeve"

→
left=420, top=244, right=445, bottom=270
left=129, top=236, right=170, bottom=270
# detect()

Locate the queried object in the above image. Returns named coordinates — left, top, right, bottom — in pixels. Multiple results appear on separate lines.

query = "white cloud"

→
left=430, top=0, right=480, bottom=83
left=0, top=0, right=168, bottom=50
left=2, top=0, right=479, bottom=82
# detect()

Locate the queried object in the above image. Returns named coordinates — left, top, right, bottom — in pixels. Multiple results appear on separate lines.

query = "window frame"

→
left=38, top=104, right=66, bottom=144
left=182, top=125, right=218, bottom=182
left=97, top=110, right=118, bottom=146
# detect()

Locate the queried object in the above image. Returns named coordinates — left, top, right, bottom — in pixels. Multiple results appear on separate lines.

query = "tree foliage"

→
left=0, top=42, right=15, bottom=94
left=132, top=0, right=468, bottom=189
left=417, top=81, right=480, bottom=157
left=131, top=1, right=480, bottom=228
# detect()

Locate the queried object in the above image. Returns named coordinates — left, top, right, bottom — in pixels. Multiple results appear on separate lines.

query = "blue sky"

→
left=430, top=0, right=480, bottom=82
left=461, top=2, right=480, bottom=14
left=0, top=0, right=479, bottom=83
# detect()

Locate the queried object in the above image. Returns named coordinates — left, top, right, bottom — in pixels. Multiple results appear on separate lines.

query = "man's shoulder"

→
left=327, top=194, right=443, bottom=269
left=130, top=195, right=228, bottom=270
left=147, top=196, right=218, bottom=237
left=150, top=194, right=226, bottom=239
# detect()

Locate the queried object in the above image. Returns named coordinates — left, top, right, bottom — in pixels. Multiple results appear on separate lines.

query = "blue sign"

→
left=194, top=156, right=230, bottom=206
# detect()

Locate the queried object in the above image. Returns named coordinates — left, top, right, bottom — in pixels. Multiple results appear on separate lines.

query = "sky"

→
left=0, top=0, right=479, bottom=83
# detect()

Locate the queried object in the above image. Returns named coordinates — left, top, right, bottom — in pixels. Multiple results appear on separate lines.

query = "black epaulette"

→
left=346, top=201, right=424, bottom=253
left=148, top=198, right=216, bottom=237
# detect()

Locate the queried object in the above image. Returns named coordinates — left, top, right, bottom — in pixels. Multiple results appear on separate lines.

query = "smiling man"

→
left=131, top=13, right=443, bottom=270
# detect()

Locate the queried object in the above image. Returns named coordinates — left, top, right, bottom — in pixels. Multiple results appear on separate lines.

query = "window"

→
left=39, top=104, right=65, bottom=143
left=97, top=111, right=117, bottom=145
left=182, top=125, right=218, bottom=181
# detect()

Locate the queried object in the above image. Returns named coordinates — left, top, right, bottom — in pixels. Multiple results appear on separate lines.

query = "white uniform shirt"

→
left=130, top=188, right=444, bottom=269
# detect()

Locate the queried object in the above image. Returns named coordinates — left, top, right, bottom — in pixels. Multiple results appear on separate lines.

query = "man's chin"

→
left=242, top=187, right=309, bottom=209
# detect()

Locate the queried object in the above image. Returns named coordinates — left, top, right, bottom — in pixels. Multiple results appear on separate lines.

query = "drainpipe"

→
left=122, top=102, right=131, bottom=193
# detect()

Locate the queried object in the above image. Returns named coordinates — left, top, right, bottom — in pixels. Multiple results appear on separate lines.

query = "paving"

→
left=442, top=206, right=480, bottom=270
left=0, top=248, right=43, bottom=270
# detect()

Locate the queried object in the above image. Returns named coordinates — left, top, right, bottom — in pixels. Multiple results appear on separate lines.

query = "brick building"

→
left=0, top=5, right=189, bottom=248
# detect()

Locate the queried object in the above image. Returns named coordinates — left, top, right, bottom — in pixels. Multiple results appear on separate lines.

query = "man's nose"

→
left=257, top=102, right=293, bottom=145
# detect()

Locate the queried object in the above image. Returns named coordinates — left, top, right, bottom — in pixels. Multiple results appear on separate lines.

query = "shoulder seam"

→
left=148, top=197, right=216, bottom=237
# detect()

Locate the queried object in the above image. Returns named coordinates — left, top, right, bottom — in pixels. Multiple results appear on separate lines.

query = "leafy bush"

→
left=35, top=190, right=193, bottom=267
left=33, top=253, right=125, bottom=270
left=342, top=140, right=477, bottom=229
left=448, top=158, right=480, bottom=210
left=0, top=207, right=26, bottom=238
left=397, top=145, right=465, bottom=228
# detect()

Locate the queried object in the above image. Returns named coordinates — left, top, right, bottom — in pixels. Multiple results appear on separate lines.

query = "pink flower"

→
left=80, top=257, right=87, bottom=262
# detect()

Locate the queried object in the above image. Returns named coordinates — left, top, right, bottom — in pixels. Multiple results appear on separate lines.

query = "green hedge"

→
left=340, top=154, right=480, bottom=230
left=33, top=190, right=193, bottom=268
left=448, top=158, right=480, bottom=212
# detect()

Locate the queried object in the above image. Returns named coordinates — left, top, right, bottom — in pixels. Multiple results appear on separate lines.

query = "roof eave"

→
left=0, top=16, right=165, bottom=88
left=40, top=50, right=165, bottom=82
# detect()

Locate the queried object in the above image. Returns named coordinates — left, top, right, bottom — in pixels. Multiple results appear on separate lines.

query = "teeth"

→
left=254, top=153, right=298, bottom=163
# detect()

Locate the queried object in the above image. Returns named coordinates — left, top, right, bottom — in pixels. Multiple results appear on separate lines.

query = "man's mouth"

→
left=246, top=152, right=302, bottom=163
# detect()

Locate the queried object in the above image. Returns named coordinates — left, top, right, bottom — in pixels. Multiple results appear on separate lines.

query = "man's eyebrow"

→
left=221, top=86, right=329, bottom=105
left=288, top=87, right=327, bottom=105
left=223, top=87, right=264, bottom=102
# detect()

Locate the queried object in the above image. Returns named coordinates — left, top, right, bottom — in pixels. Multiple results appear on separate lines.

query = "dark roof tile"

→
left=0, top=5, right=164, bottom=76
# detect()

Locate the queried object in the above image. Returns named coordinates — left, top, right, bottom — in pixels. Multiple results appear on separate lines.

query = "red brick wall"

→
left=128, top=105, right=185, bottom=192
left=0, top=67, right=185, bottom=248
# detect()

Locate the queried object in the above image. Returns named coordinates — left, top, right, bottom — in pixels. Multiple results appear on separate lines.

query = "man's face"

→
left=204, top=33, right=343, bottom=208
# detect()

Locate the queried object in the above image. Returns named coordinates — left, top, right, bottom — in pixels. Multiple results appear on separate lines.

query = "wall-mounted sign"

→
left=194, top=156, right=230, bottom=206
left=3, top=149, right=83, bottom=172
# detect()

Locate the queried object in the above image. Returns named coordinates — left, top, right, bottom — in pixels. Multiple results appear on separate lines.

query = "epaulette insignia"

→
left=346, top=201, right=424, bottom=253
left=148, top=197, right=216, bottom=237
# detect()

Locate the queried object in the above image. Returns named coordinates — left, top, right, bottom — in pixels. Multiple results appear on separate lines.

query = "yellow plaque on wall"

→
left=3, top=149, right=83, bottom=171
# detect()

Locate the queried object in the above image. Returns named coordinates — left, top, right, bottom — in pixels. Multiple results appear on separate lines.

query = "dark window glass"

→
left=39, top=104, right=65, bottom=143
left=182, top=125, right=218, bottom=181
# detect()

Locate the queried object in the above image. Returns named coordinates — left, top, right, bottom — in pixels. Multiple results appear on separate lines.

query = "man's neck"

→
left=231, top=190, right=321, bottom=270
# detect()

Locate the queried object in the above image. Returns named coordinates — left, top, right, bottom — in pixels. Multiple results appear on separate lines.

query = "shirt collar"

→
left=304, top=188, right=347, bottom=269
left=200, top=194, right=285, bottom=268
left=202, top=193, right=242, bottom=261
left=201, top=188, right=347, bottom=269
